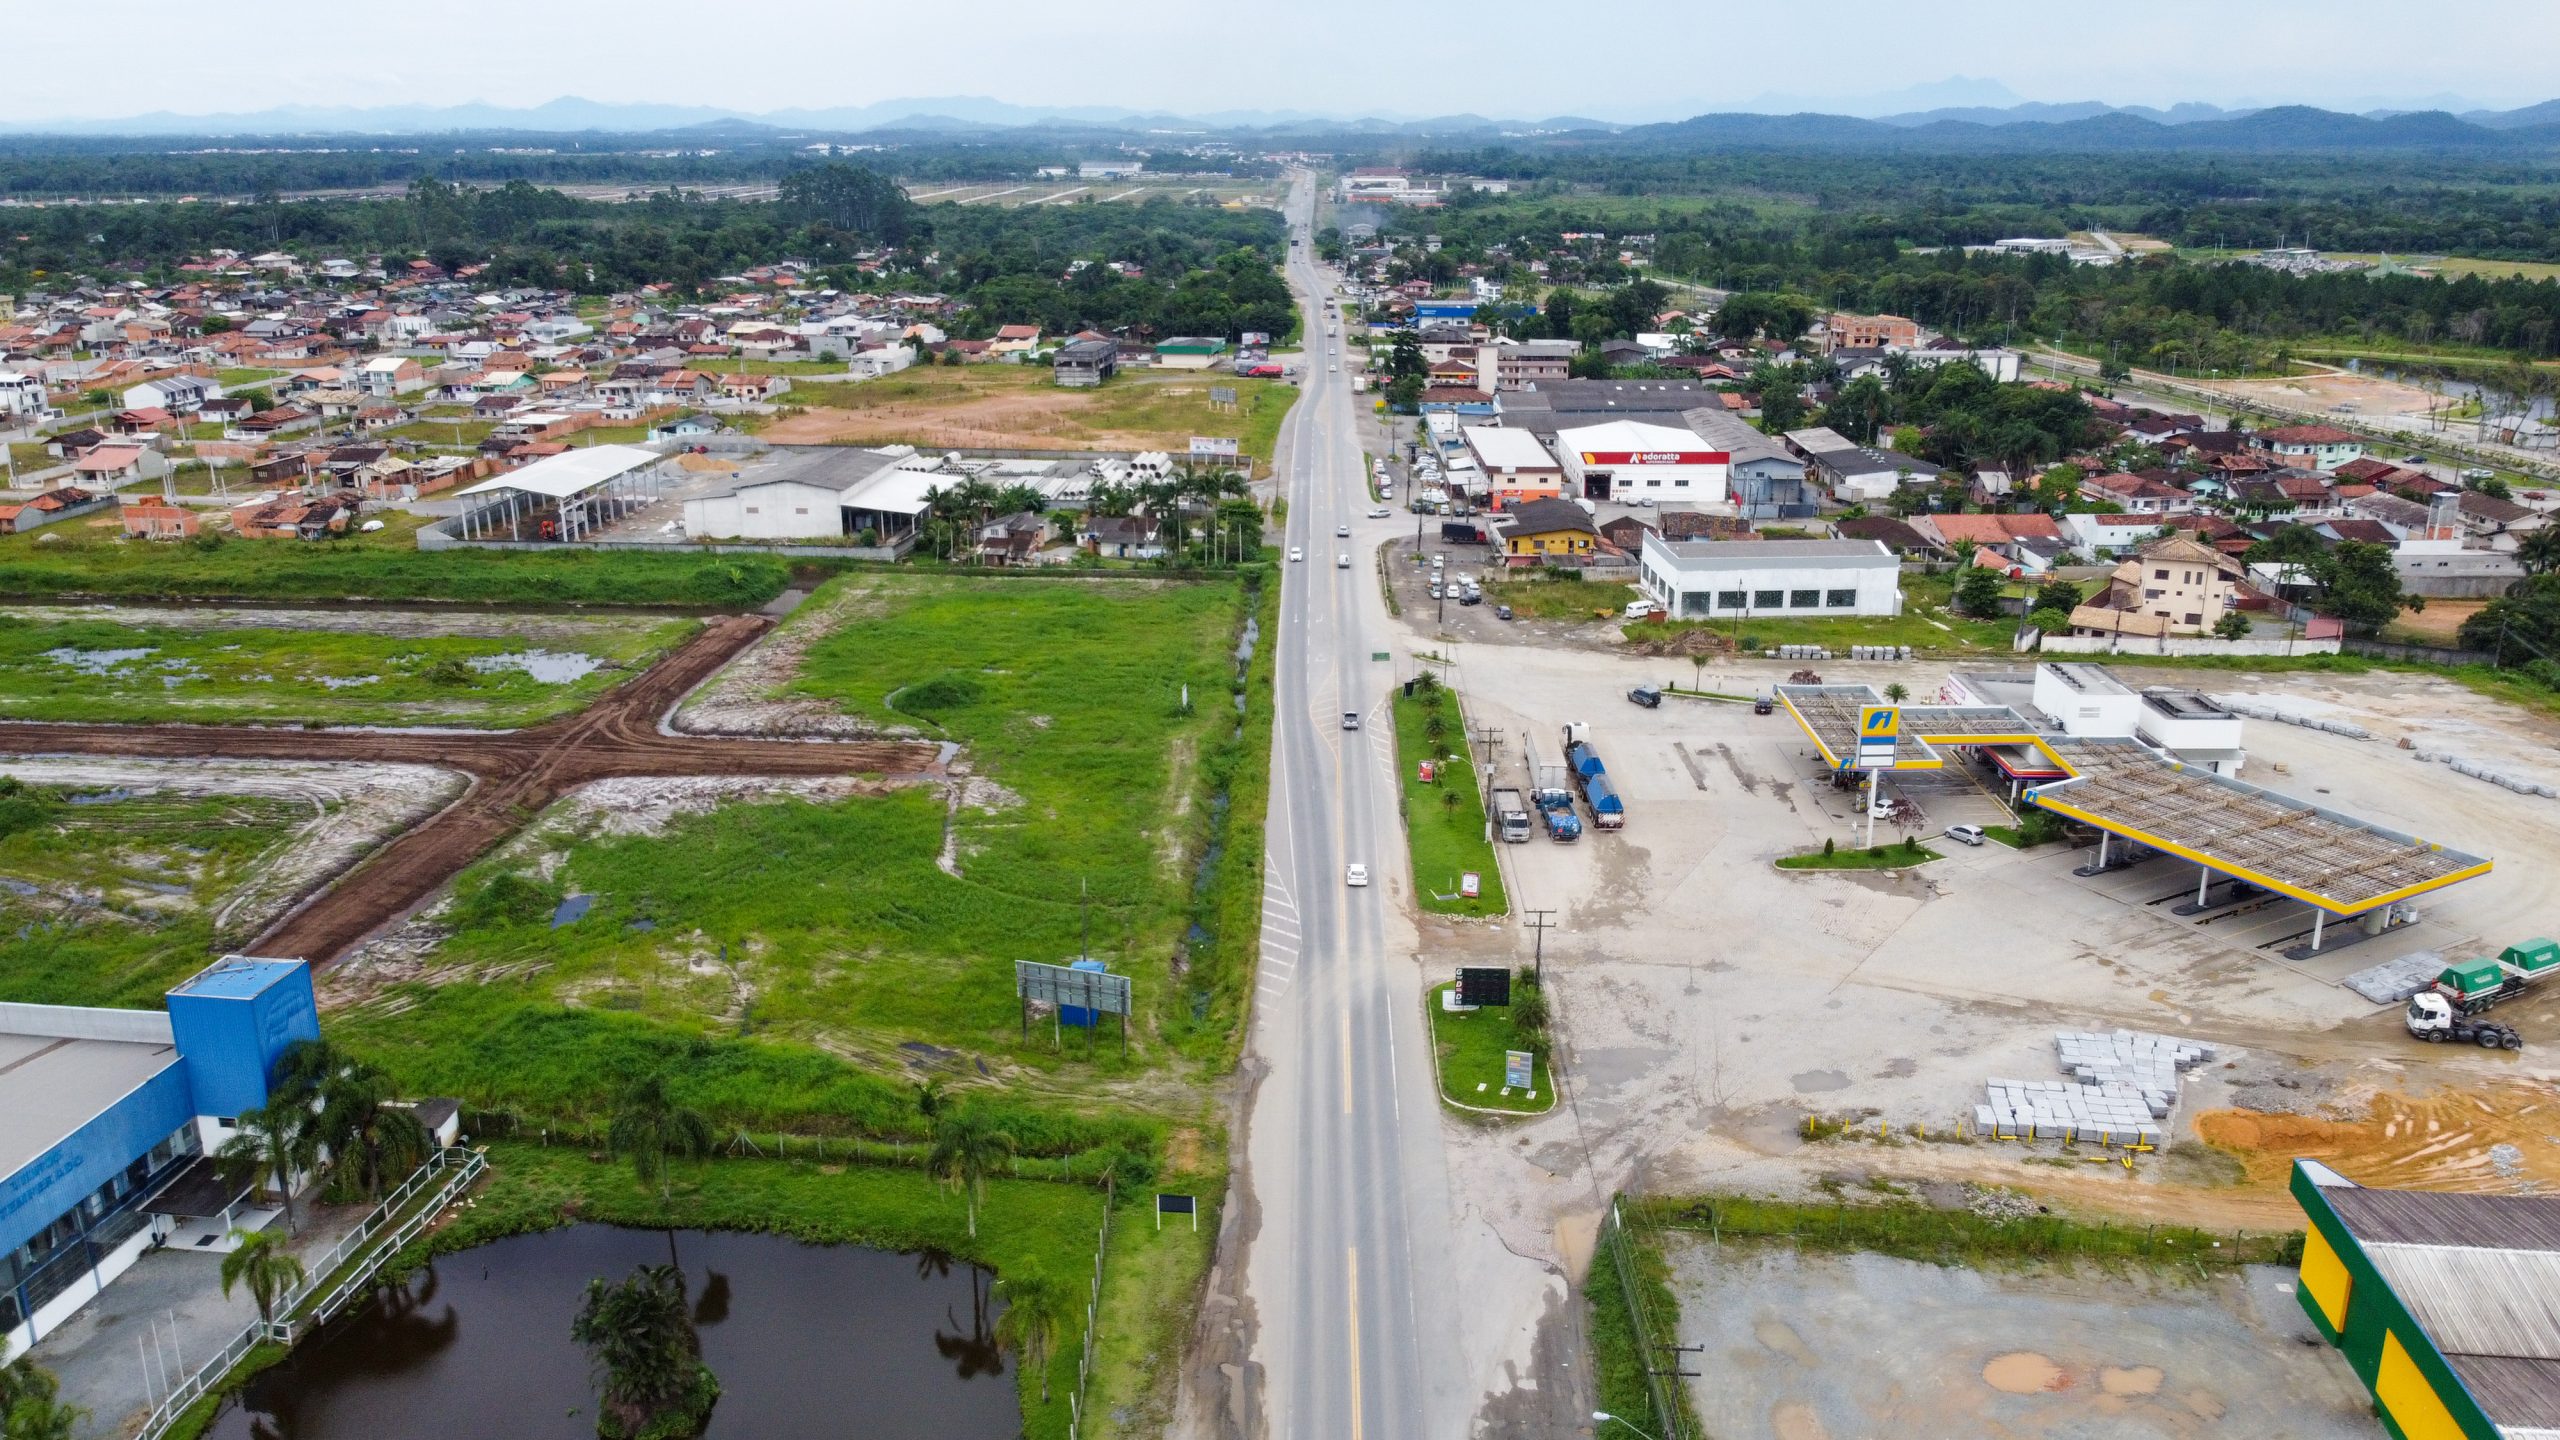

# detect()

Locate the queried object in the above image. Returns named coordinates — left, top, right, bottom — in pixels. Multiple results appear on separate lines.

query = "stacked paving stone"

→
left=1974, top=1030, right=2214, bottom=1147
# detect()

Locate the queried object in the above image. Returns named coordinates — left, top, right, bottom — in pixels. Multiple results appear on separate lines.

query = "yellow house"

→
left=1497, top=497, right=1598, bottom=560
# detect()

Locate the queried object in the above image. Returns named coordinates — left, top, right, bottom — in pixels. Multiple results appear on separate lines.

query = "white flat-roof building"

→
left=1636, top=535, right=1901, bottom=619
left=1557, top=420, right=1730, bottom=505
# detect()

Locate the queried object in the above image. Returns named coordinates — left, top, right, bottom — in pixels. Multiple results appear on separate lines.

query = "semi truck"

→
left=2425, top=938, right=2560, bottom=1015
left=1561, top=729, right=1627, bottom=828
left=1492, top=787, right=1533, bottom=843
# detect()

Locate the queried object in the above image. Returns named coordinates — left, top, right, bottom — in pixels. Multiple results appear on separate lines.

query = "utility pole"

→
left=1524, top=908, right=1557, bottom=983
left=1472, top=724, right=1504, bottom=805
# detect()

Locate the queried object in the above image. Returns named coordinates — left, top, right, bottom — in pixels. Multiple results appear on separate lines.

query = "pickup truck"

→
left=1544, top=808, right=1582, bottom=842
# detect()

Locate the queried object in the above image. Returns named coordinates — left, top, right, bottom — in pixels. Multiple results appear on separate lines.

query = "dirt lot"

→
left=759, top=366, right=1281, bottom=460
left=1666, top=1244, right=2372, bottom=1440
left=2205, top=368, right=2444, bottom=420
left=1385, top=624, right=2560, bottom=1298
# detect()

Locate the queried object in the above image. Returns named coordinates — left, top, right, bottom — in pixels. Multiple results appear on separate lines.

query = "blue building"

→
left=1, top=956, right=317, bottom=1360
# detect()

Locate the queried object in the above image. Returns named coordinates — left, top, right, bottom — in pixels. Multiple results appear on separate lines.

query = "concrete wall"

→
left=2036, top=632, right=2341, bottom=658
left=415, top=518, right=912, bottom=562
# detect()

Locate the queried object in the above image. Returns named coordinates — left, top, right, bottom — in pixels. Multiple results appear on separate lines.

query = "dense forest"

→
left=1368, top=190, right=2560, bottom=365
left=0, top=161, right=1293, bottom=339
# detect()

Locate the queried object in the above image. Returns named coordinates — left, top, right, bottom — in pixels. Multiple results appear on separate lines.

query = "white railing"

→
left=128, top=1147, right=487, bottom=1440
left=1064, top=1177, right=1115, bottom=1440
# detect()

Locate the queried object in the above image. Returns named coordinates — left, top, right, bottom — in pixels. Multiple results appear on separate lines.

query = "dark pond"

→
left=206, top=1226, right=1016, bottom=1440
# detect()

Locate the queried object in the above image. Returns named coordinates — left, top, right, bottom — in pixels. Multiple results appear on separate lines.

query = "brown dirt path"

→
left=0, top=615, right=942, bottom=964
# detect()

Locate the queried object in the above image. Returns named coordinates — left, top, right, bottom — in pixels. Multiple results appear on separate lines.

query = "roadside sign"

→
left=1156, top=1193, right=1198, bottom=1231
left=1209, top=385, right=1239, bottom=405
left=1505, top=1050, right=1534, bottom=1089
left=1456, top=965, right=1510, bottom=1007
left=1856, top=704, right=1900, bottom=771
left=1189, top=435, right=1240, bottom=460
left=1460, top=871, right=1481, bottom=899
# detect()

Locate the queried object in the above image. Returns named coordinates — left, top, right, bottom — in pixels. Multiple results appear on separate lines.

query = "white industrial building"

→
left=1941, top=663, right=2247, bottom=779
left=1635, top=535, right=1902, bottom=619
left=1556, top=420, right=1730, bottom=505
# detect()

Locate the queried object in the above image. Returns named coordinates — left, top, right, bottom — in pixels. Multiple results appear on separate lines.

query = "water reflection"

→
left=207, top=1226, right=1013, bottom=1440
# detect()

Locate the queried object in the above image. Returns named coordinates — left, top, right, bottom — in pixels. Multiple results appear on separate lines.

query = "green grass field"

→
left=1485, top=574, right=1638, bottom=620
left=330, top=572, right=1263, bottom=1137
left=0, top=513, right=794, bottom=607
left=0, top=614, right=693, bottom=727
left=1426, top=981, right=1551, bottom=1112
left=1388, top=685, right=1508, bottom=916
left=0, top=782, right=314, bottom=1006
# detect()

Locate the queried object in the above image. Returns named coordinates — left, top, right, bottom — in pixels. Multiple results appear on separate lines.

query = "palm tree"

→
left=993, top=1269, right=1070, bottom=1403
left=312, top=1060, right=434, bottom=1204
left=927, top=1107, right=1015, bottom=1239
left=572, top=1264, right=716, bottom=1440
left=217, top=1101, right=318, bottom=1236
left=219, top=1227, right=308, bottom=1330
left=0, top=1356, right=86, bottom=1440
left=609, top=1074, right=713, bottom=1206
left=1883, top=682, right=1909, bottom=703
left=2516, top=526, right=2560, bottom=580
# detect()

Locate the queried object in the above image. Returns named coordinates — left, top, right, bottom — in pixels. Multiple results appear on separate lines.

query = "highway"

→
left=1229, top=171, right=1470, bottom=1439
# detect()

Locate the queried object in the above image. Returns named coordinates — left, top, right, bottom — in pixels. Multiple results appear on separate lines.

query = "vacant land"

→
left=0, top=514, right=794, bottom=606
left=0, top=611, right=694, bottom=727
left=325, top=572, right=1261, bottom=1132
left=1661, top=1240, right=2369, bottom=1440
left=1484, top=574, right=1637, bottom=621
left=1389, top=685, right=1508, bottom=916
left=760, top=366, right=1294, bottom=466
left=0, top=772, right=432, bottom=1008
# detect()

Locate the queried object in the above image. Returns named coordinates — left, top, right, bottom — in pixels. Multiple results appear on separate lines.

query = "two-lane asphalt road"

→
left=1232, top=174, right=1469, bottom=1440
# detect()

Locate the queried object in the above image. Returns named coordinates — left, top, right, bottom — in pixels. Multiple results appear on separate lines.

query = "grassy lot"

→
left=1621, top=1193, right=2301, bottom=1268
left=777, top=366, right=1297, bottom=464
left=216, top=368, right=285, bottom=390
left=0, top=782, right=313, bottom=1006
left=1388, top=683, right=1509, bottom=916
left=1775, top=837, right=1941, bottom=870
left=1588, top=1211, right=1696, bottom=1440
left=0, top=614, right=693, bottom=727
left=1629, top=570, right=2014, bottom=653
left=0, top=512, right=794, bottom=607
left=1485, top=573, right=1637, bottom=620
left=331, top=572, right=1265, bottom=1130
left=1426, top=981, right=1551, bottom=1113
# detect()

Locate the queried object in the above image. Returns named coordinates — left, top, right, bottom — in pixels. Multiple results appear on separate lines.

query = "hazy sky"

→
left=10, top=0, right=2558, bottom=122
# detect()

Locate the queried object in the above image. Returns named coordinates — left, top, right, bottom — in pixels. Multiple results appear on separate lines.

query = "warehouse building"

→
left=1556, top=420, right=1730, bottom=505
left=1636, top=535, right=1903, bottom=619
left=2292, top=1159, right=2560, bottom=1440
left=2, top=957, right=318, bottom=1361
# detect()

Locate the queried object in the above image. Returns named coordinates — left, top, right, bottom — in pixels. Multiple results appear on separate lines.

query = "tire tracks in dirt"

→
left=0, top=615, right=943, bottom=966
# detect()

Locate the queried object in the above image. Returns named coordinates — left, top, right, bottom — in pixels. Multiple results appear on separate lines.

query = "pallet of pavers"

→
left=2054, top=1029, right=2212, bottom=1117
left=1977, top=1078, right=2163, bottom=1147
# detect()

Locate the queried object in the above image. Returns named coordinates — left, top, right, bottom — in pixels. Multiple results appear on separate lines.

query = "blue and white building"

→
left=1, top=957, right=318, bottom=1360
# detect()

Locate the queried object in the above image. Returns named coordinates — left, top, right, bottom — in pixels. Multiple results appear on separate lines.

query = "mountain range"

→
left=7, top=94, right=2560, bottom=152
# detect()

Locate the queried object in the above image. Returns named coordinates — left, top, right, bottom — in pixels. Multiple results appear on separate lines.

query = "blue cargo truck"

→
left=1560, top=723, right=1626, bottom=829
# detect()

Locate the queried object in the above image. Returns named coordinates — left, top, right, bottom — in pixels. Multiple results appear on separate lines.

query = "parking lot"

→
left=1399, top=624, right=2560, bottom=1273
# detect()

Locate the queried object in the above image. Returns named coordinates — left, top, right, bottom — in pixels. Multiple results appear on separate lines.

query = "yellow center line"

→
left=1346, top=1246, right=1364, bottom=1440
left=1342, top=1006, right=1353, bottom=1114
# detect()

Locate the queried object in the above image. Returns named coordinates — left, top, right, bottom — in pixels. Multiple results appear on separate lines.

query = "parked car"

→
left=1459, top=591, right=1482, bottom=606
left=1624, top=599, right=1663, bottom=619
left=1753, top=695, right=1775, bottom=715
left=1944, top=824, right=1986, bottom=847
left=1628, top=684, right=1662, bottom=708
left=1495, top=605, right=1514, bottom=621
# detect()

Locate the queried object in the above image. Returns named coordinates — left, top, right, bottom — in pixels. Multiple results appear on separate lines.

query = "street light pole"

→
left=1594, top=1413, right=1663, bottom=1440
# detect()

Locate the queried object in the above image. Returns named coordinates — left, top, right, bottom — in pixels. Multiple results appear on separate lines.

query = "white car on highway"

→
left=1345, top=862, right=1369, bottom=887
left=1336, top=523, right=1350, bottom=536
left=1368, top=506, right=1390, bottom=519
left=1336, top=553, right=1350, bottom=568
left=1289, top=546, right=1303, bottom=562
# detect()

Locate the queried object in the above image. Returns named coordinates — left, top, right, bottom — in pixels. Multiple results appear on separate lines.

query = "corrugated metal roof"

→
left=2367, top=1244, right=2560, bottom=1363
left=2446, top=1355, right=2560, bottom=1432
left=2331, top=1188, right=2560, bottom=1252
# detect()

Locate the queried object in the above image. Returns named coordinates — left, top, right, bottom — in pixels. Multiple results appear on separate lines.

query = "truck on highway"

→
left=1493, top=787, right=1532, bottom=843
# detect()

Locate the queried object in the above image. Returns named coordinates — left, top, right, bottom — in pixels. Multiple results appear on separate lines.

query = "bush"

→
left=421, top=656, right=478, bottom=687
left=2027, top=606, right=2073, bottom=635
left=452, top=871, right=561, bottom=929
left=1866, top=845, right=1885, bottom=859
left=895, top=673, right=984, bottom=715
left=1822, top=836, right=1835, bottom=857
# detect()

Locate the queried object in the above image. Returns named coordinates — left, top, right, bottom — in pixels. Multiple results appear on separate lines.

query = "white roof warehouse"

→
left=1636, top=535, right=1903, bottom=619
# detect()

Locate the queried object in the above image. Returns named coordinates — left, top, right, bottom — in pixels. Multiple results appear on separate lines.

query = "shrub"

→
left=2027, top=606, right=2073, bottom=635
left=452, top=871, right=561, bottom=929
left=421, top=656, right=478, bottom=688
left=896, top=673, right=984, bottom=715
left=1867, top=845, right=1885, bottom=859
left=1822, top=836, right=1836, bottom=857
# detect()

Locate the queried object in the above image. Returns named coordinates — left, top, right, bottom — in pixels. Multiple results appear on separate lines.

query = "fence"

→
left=1065, top=1175, right=1117, bottom=1440
left=2342, top=637, right=2498, bottom=667
left=129, top=1147, right=487, bottom=1440
left=1597, top=1198, right=1696, bottom=1440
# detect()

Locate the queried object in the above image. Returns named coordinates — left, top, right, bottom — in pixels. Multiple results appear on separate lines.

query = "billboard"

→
left=1016, top=959, right=1133, bottom=1017
left=1239, top=332, right=1270, bottom=347
left=1188, top=436, right=1240, bottom=460
left=1456, top=965, right=1511, bottom=1007
left=1574, top=450, right=1731, bottom=466
left=1856, top=705, right=1900, bottom=771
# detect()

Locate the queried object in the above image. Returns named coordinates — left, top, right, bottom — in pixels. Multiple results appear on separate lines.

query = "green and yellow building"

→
left=2293, top=1158, right=2560, bottom=1439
